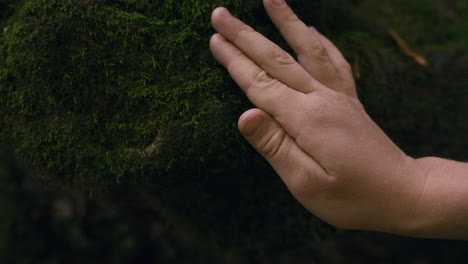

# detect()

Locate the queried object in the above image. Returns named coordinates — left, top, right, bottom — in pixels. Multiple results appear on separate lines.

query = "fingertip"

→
left=211, top=6, right=225, bottom=18
left=209, top=33, right=234, bottom=67
left=211, top=7, right=222, bottom=26
left=209, top=34, right=219, bottom=56
left=264, top=0, right=287, bottom=8
left=209, top=33, right=225, bottom=48
left=238, top=109, right=266, bottom=137
left=211, top=7, right=231, bottom=26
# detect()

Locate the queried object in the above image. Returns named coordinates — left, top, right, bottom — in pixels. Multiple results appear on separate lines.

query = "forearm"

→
left=401, top=157, right=468, bottom=239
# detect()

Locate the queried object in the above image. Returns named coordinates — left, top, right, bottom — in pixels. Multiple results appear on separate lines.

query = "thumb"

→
left=238, top=109, right=319, bottom=187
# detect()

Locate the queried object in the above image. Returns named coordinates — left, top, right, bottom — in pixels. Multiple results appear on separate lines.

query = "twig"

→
left=388, top=28, right=428, bottom=67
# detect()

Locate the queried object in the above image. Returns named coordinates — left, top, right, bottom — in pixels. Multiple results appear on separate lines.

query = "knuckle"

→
left=270, top=45, right=295, bottom=66
left=234, top=24, right=255, bottom=42
left=338, top=61, right=352, bottom=73
left=252, top=70, right=275, bottom=86
left=307, top=96, right=330, bottom=121
left=247, top=70, right=280, bottom=93
left=240, top=24, right=254, bottom=33
left=300, top=39, right=329, bottom=62
left=261, top=129, right=286, bottom=159
left=309, top=42, right=329, bottom=60
left=284, top=12, right=301, bottom=25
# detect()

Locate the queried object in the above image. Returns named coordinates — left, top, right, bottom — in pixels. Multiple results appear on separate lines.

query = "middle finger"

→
left=263, top=0, right=340, bottom=90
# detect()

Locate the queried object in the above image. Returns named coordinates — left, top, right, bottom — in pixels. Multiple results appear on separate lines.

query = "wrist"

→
left=381, top=154, right=429, bottom=236
left=390, top=156, right=432, bottom=237
left=395, top=157, right=468, bottom=239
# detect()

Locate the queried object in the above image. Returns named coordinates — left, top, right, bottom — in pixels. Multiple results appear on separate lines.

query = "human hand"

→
left=210, top=0, right=426, bottom=234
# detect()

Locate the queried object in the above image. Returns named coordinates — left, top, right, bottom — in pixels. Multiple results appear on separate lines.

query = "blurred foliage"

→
left=1, top=0, right=468, bottom=263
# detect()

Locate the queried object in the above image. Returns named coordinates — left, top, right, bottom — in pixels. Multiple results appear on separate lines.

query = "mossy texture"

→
left=1, top=0, right=468, bottom=263
left=1, top=0, right=254, bottom=187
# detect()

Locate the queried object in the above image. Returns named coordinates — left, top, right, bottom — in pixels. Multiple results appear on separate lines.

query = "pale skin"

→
left=210, top=0, right=468, bottom=239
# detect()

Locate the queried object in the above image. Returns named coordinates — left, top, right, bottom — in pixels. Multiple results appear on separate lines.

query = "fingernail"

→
left=272, top=0, right=286, bottom=7
left=242, top=114, right=265, bottom=136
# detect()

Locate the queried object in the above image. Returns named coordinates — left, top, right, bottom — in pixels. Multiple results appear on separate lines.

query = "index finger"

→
left=210, top=33, right=304, bottom=118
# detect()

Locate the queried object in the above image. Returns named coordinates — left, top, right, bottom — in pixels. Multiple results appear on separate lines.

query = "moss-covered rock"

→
left=2, top=0, right=468, bottom=262
left=1, top=0, right=254, bottom=187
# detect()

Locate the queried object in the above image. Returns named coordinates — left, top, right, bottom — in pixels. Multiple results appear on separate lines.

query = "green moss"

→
left=1, top=0, right=255, bottom=187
